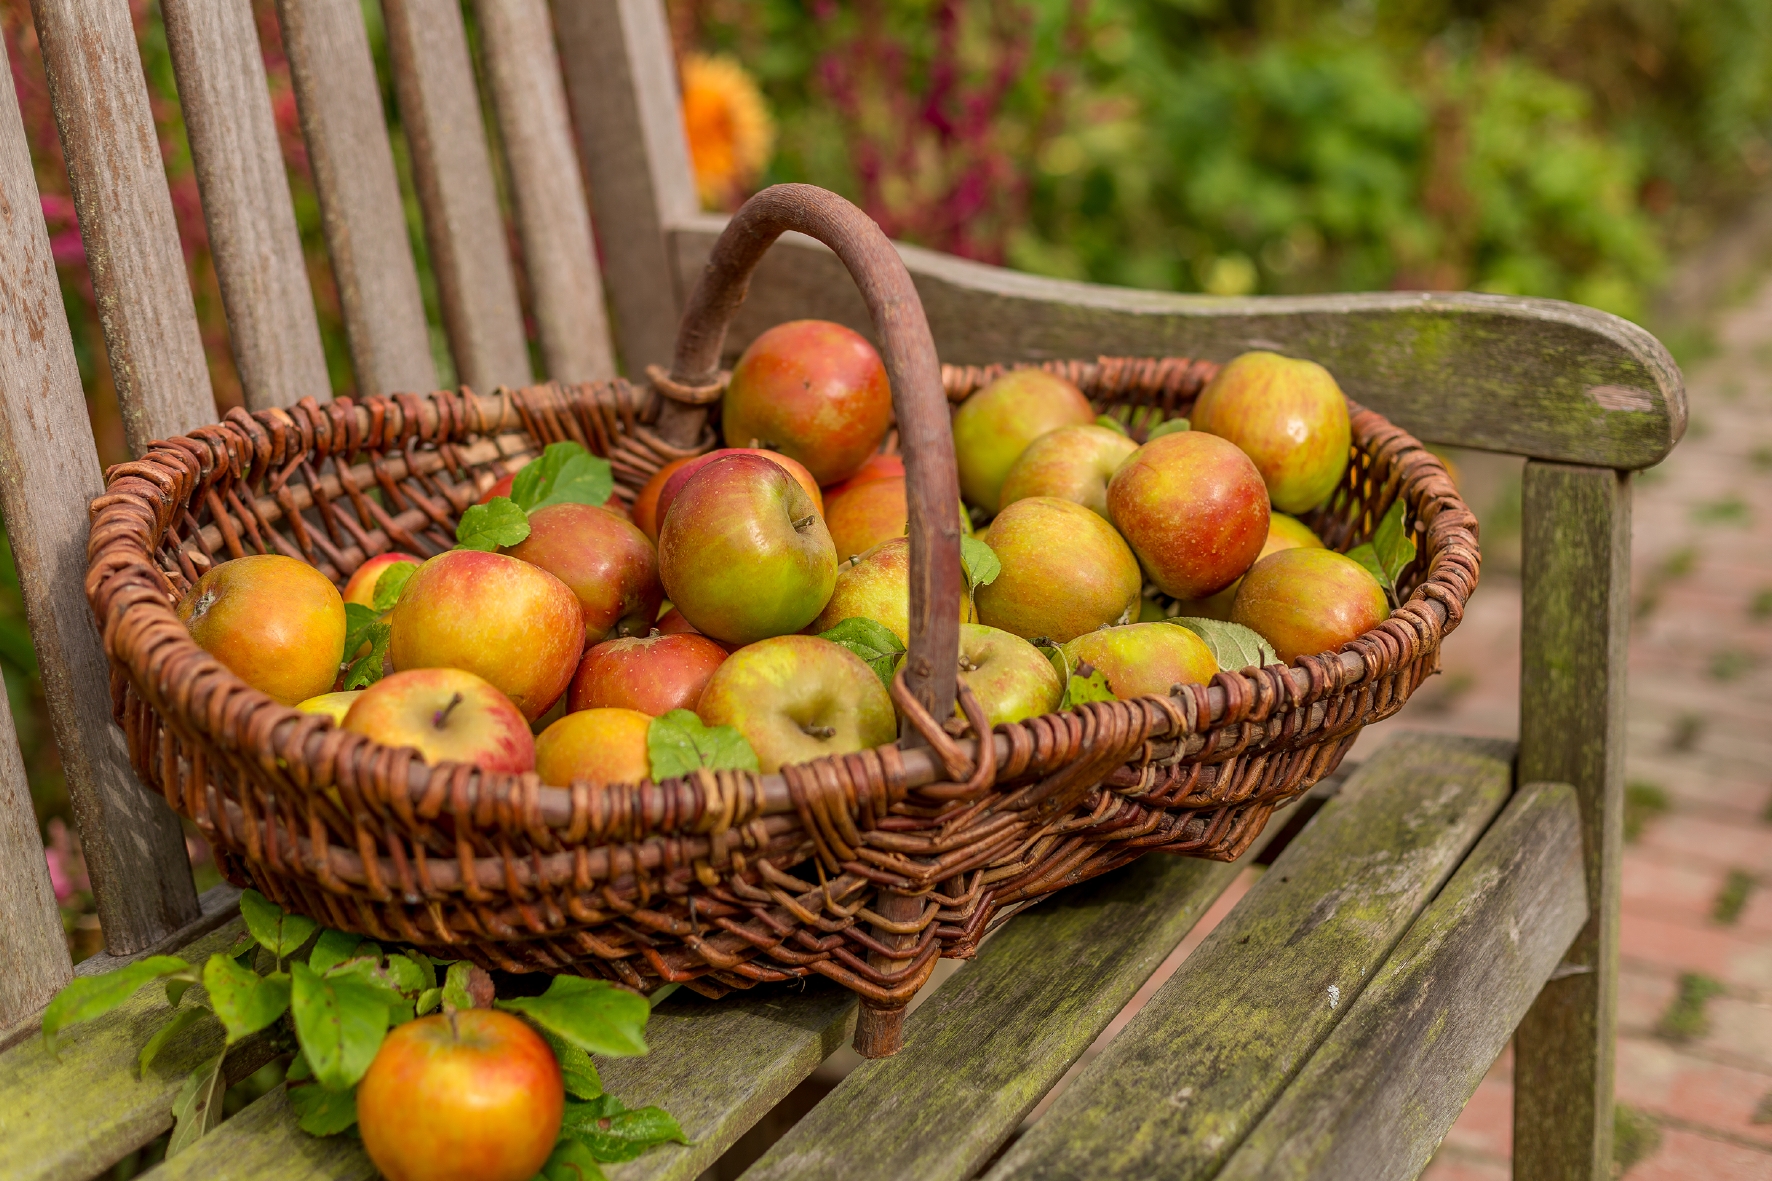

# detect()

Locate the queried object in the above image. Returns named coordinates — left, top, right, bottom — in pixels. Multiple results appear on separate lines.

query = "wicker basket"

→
left=86, top=186, right=1478, bottom=1056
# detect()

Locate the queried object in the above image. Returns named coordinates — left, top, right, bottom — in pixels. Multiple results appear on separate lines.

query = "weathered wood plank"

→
left=475, top=0, right=616, bottom=383
left=981, top=732, right=1515, bottom=1181
left=0, top=683, right=69, bottom=1032
left=31, top=0, right=217, bottom=453
left=1512, top=464, right=1631, bottom=1181
left=556, top=0, right=700, bottom=374
left=1216, top=781, right=1587, bottom=1181
left=161, top=0, right=331, bottom=410
left=70, top=885, right=244, bottom=982
left=382, top=0, right=532, bottom=392
left=670, top=217, right=1684, bottom=470
left=143, top=1085, right=376, bottom=1181
left=0, top=25, right=199, bottom=960
left=277, top=0, right=436, bottom=395
left=0, top=918, right=279, bottom=1181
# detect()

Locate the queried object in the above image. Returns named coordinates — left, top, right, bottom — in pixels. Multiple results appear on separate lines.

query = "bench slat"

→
left=276, top=0, right=436, bottom=396
left=1216, top=780, right=1587, bottom=1181
left=981, top=732, right=1515, bottom=1181
left=381, top=0, right=532, bottom=393
left=145, top=1086, right=374, bottom=1181
left=474, top=0, right=616, bottom=384
left=161, top=0, right=331, bottom=410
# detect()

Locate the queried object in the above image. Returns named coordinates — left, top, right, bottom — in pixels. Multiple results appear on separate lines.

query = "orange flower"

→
left=680, top=53, right=775, bottom=210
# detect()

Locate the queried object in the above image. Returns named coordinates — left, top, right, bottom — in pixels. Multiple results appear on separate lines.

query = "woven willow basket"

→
left=87, top=186, right=1478, bottom=1056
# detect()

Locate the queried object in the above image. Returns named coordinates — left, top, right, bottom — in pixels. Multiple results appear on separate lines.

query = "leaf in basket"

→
left=1064, top=663, right=1117, bottom=708
left=511, top=441, right=615, bottom=514
left=203, top=953, right=291, bottom=1044
left=342, top=622, right=391, bottom=691
left=288, top=1078, right=360, bottom=1136
left=40, top=956, right=196, bottom=1055
left=1170, top=617, right=1279, bottom=671
left=1094, top=414, right=1129, bottom=436
left=240, top=888, right=318, bottom=960
left=371, top=560, right=417, bottom=612
left=289, top=961, right=390, bottom=1091
left=1034, top=637, right=1072, bottom=701
left=496, top=976, right=650, bottom=1058
left=1145, top=417, right=1190, bottom=441
left=647, top=709, right=760, bottom=782
left=456, top=496, right=532, bottom=551
left=341, top=602, right=381, bottom=661
left=818, top=616, right=905, bottom=690
left=166, top=1046, right=227, bottom=1158
left=960, top=536, right=1001, bottom=595
left=560, top=1094, right=690, bottom=1162
left=1371, top=498, right=1416, bottom=593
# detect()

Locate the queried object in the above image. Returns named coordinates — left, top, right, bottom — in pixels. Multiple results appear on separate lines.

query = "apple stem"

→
left=802, top=724, right=837, bottom=739
left=433, top=692, right=465, bottom=730
left=793, top=515, right=818, bottom=532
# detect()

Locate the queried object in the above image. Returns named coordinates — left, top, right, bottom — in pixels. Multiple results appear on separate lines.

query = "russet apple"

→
left=952, top=623, right=1062, bottom=726
left=654, top=447, right=824, bottom=529
left=1180, top=512, right=1325, bottom=621
left=1231, top=547, right=1390, bottom=663
left=952, top=370, right=1095, bottom=513
left=808, top=537, right=973, bottom=645
left=697, top=635, right=895, bottom=772
left=1192, top=351, right=1351, bottom=513
left=974, top=497, right=1142, bottom=643
left=296, top=690, right=363, bottom=723
left=1063, top=623, right=1218, bottom=698
left=823, top=473, right=907, bottom=561
left=632, top=456, right=697, bottom=542
left=1107, top=430, right=1270, bottom=600
left=177, top=554, right=346, bottom=706
left=534, top=707, right=653, bottom=787
left=502, top=503, right=662, bottom=644
left=658, top=453, right=838, bottom=645
left=998, top=424, right=1138, bottom=519
left=569, top=632, right=729, bottom=715
left=342, top=552, right=420, bottom=607
left=388, top=550, right=584, bottom=719
left=343, top=668, right=536, bottom=773
left=720, top=320, right=892, bottom=485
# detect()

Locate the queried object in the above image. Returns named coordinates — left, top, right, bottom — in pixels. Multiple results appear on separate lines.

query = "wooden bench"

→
left=0, top=2, right=1681, bottom=1179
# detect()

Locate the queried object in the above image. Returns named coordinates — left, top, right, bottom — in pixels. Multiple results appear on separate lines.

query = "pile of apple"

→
left=176, top=321, right=1398, bottom=787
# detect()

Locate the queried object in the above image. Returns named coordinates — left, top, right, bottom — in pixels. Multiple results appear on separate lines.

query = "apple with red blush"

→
left=720, top=319, right=892, bottom=485
left=502, top=503, right=663, bottom=644
left=343, top=667, right=535, bottom=773
left=1106, top=431, right=1270, bottom=601
left=570, top=632, right=729, bottom=716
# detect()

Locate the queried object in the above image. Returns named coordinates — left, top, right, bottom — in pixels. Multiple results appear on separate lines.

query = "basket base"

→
left=854, top=1004, right=906, bottom=1058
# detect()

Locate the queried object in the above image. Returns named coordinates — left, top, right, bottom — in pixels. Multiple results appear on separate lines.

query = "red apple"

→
left=1063, top=623, right=1219, bottom=698
left=1231, top=547, right=1390, bottom=663
left=832, top=453, right=904, bottom=488
left=1192, top=351, right=1352, bottom=513
left=658, top=453, right=838, bottom=645
left=1180, top=513, right=1325, bottom=621
left=343, top=668, right=536, bottom=773
left=477, top=469, right=626, bottom=518
left=342, top=552, right=421, bottom=607
left=502, top=503, right=663, bottom=644
left=569, top=632, right=729, bottom=715
left=809, top=536, right=973, bottom=644
left=823, top=474, right=907, bottom=561
left=952, top=370, right=1095, bottom=513
left=974, top=497, right=1142, bottom=643
left=389, top=550, right=584, bottom=719
left=654, top=447, right=824, bottom=531
left=534, top=707, right=653, bottom=787
left=632, top=456, right=697, bottom=542
left=296, top=690, right=362, bottom=723
left=697, top=635, right=895, bottom=772
left=357, top=1010, right=562, bottom=1181
left=1107, top=430, right=1270, bottom=600
left=177, top=554, right=346, bottom=706
left=720, top=319, right=892, bottom=485
left=997, top=423, right=1138, bottom=519
left=953, top=623, right=1063, bottom=726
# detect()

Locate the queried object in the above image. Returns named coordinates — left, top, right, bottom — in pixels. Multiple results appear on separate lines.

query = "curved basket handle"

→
left=659, top=184, right=963, bottom=730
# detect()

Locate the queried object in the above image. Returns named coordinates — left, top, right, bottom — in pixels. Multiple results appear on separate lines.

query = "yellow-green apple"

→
left=1231, top=548, right=1390, bottom=663
left=476, top=470, right=625, bottom=519
left=658, top=453, right=838, bottom=645
left=533, top=707, right=653, bottom=787
left=1107, top=430, right=1270, bottom=600
left=809, top=537, right=973, bottom=644
left=357, top=1009, right=562, bottom=1181
left=503, top=503, right=662, bottom=644
left=1063, top=623, right=1218, bottom=698
left=951, top=623, right=1062, bottom=725
left=1181, top=513, right=1325, bottom=621
left=177, top=554, right=346, bottom=706
left=1191, top=351, right=1351, bottom=513
left=389, top=550, right=583, bottom=719
left=974, top=497, right=1141, bottom=643
left=297, top=690, right=363, bottom=723
left=952, top=370, right=1095, bottom=513
left=655, top=447, right=824, bottom=528
left=343, top=668, right=536, bottom=772
left=342, top=552, right=420, bottom=607
left=823, top=473, right=907, bottom=560
left=632, top=456, right=697, bottom=542
left=997, top=424, right=1137, bottom=519
left=569, top=632, right=729, bottom=715
left=697, top=635, right=895, bottom=772
left=719, top=320, right=892, bottom=485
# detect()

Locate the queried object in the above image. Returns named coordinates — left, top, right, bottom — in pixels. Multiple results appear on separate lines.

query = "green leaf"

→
left=41, top=956, right=194, bottom=1055
left=1146, top=417, right=1190, bottom=441
left=371, top=561, right=417, bottom=612
left=289, top=961, right=391, bottom=1091
left=456, top=496, right=532, bottom=551
left=817, top=617, right=906, bottom=690
left=1064, top=663, right=1117, bottom=708
left=496, top=976, right=650, bottom=1058
left=383, top=954, right=428, bottom=995
left=342, top=603, right=381, bottom=663
left=1370, top=499, right=1416, bottom=593
left=167, top=1047, right=227, bottom=1158
left=165, top=977, right=197, bottom=1010
left=442, top=960, right=479, bottom=1012
left=560, top=1095, right=690, bottom=1161
left=539, top=1138, right=609, bottom=1181
left=325, top=958, right=410, bottom=1008
left=239, top=889, right=318, bottom=961
left=646, top=710, right=760, bottom=783
left=308, top=929, right=363, bottom=975
left=202, top=954, right=292, bottom=1044
left=1346, top=542, right=1390, bottom=592
left=342, top=623, right=391, bottom=691
left=289, top=1080, right=360, bottom=1136
left=535, top=1024, right=603, bottom=1100
left=287, top=1048, right=312, bottom=1082
left=960, top=536, right=1001, bottom=594
left=511, top=442, right=615, bottom=514
left=138, top=1005, right=211, bottom=1078
left=416, top=987, right=442, bottom=1016
left=1094, top=414, right=1129, bottom=436
left=1171, top=616, right=1279, bottom=670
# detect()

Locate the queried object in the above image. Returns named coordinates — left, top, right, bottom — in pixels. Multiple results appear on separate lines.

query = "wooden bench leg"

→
left=1513, top=462, right=1630, bottom=1181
